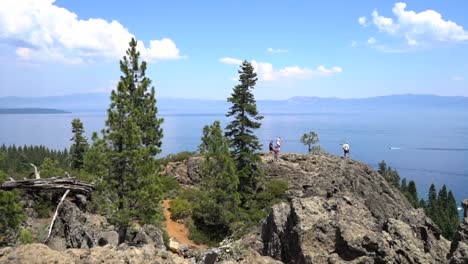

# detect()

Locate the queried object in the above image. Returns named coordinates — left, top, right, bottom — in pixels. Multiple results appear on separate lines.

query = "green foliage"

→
left=300, top=131, right=320, bottom=153
left=92, top=38, right=165, bottom=243
left=160, top=176, right=180, bottom=198
left=404, top=180, right=419, bottom=208
left=378, top=160, right=401, bottom=189
left=225, top=60, right=264, bottom=206
left=192, top=121, right=241, bottom=242
left=379, top=161, right=459, bottom=240
left=40, top=158, right=65, bottom=178
left=0, top=144, right=68, bottom=179
left=422, top=184, right=460, bottom=240
left=157, top=151, right=197, bottom=166
left=246, top=179, right=289, bottom=224
left=169, top=198, right=192, bottom=221
left=70, top=118, right=89, bottom=170
left=33, top=196, right=52, bottom=218
left=0, top=171, right=24, bottom=245
left=18, top=228, right=33, bottom=244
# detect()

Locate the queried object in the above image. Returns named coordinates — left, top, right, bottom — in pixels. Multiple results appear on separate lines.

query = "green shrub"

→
left=187, top=220, right=218, bottom=246
left=0, top=170, right=24, bottom=246
left=19, top=228, right=33, bottom=244
left=33, top=197, right=52, bottom=218
left=157, top=151, right=197, bottom=166
left=169, top=198, right=192, bottom=221
left=160, top=176, right=180, bottom=198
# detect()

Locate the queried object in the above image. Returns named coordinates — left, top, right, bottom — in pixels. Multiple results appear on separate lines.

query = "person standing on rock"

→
left=273, top=145, right=280, bottom=162
left=276, top=137, right=281, bottom=150
left=269, top=140, right=274, bottom=152
left=342, top=142, right=350, bottom=158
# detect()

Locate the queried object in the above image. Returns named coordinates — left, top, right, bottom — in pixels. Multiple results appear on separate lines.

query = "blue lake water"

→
left=1, top=110, right=467, bottom=213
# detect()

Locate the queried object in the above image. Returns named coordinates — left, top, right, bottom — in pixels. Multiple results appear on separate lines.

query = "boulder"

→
left=262, top=195, right=450, bottom=263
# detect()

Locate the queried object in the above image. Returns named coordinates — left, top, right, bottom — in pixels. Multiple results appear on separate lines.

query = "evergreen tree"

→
left=406, top=180, right=419, bottom=208
left=438, top=185, right=448, bottom=209
left=0, top=168, right=24, bottom=245
left=400, top=178, right=407, bottom=192
left=100, top=38, right=164, bottom=243
left=300, top=131, right=320, bottom=153
left=225, top=60, right=264, bottom=206
left=70, top=118, right=89, bottom=170
left=428, top=183, right=437, bottom=217
left=446, top=191, right=460, bottom=239
left=193, top=121, right=240, bottom=240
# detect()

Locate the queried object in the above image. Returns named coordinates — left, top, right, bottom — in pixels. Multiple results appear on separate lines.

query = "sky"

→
left=0, top=0, right=467, bottom=100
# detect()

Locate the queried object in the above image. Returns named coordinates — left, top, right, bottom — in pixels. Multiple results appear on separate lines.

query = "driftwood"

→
left=45, top=189, right=70, bottom=243
left=1, top=177, right=94, bottom=194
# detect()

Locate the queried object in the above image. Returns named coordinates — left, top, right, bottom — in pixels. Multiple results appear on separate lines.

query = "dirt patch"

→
left=163, top=200, right=205, bottom=249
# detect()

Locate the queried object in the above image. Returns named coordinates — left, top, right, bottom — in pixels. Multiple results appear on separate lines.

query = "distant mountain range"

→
left=0, top=108, right=70, bottom=114
left=0, top=93, right=467, bottom=113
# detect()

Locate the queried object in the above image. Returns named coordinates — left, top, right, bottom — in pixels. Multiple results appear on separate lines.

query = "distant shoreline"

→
left=0, top=108, right=70, bottom=114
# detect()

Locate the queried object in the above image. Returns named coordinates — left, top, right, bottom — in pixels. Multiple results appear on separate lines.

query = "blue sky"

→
left=0, top=0, right=467, bottom=99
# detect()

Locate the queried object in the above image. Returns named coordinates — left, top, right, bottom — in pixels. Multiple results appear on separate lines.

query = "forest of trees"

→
left=378, top=160, right=460, bottom=240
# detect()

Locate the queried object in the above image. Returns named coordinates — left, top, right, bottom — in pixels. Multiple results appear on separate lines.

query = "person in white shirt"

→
left=276, top=137, right=281, bottom=150
left=342, top=142, right=350, bottom=158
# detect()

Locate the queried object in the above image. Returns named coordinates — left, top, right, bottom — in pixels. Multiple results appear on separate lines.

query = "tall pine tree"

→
left=193, top=121, right=240, bottom=241
left=225, top=60, right=264, bottom=206
left=70, top=118, right=89, bottom=170
left=101, top=38, right=164, bottom=243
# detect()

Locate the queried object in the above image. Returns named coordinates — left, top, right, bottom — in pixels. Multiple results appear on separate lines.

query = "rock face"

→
left=46, top=199, right=165, bottom=250
left=0, top=243, right=188, bottom=264
left=448, top=200, right=468, bottom=264
left=162, top=156, right=203, bottom=186
left=259, top=153, right=452, bottom=263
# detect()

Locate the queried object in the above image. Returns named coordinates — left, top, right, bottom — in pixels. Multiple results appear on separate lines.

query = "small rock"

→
left=204, top=252, right=218, bottom=264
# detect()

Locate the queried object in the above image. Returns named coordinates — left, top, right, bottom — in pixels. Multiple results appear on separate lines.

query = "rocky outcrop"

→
left=258, top=153, right=452, bottom=263
left=448, top=199, right=468, bottom=264
left=45, top=199, right=165, bottom=250
left=0, top=243, right=189, bottom=264
left=162, top=156, right=203, bottom=186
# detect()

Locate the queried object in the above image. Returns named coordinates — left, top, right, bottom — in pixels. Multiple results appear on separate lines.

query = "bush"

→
left=33, top=196, right=52, bottom=218
left=157, top=151, right=197, bottom=166
left=169, top=198, right=192, bottom=221
left=19, top=228, right=33, bottom=244
left=160, top=176, right=180, bottom=198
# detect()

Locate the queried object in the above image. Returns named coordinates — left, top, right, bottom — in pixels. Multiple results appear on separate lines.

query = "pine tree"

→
left=400, top=178, right=407, bottom=192
left=193, top=121, right=240, bottom=240
left=446, top=191, right=460, bottom=240
left=100, top=38, right=164, bottom=243
left=438, top=185, right=448, bottom=209
left=406, top=180, right=419, bottom=208
left=70, top=118, right=89, bottom=170
left=225, top=60, right=264, bottom=206
left=300, top=131, right=320, bottom=153
left=0, top=169, right=23, bottom=245
left=428, top=183, right=437, bottom=218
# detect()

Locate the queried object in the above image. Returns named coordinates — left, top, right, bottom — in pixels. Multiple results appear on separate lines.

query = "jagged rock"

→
left=46, top=199, right=98, bottom=249
left=0, top=243, right=183, bottom=264
left=98, top=231, right=119, bottom=247
left=449, top=221, right=468, bottom=264
left=126, top=224, right=165, bottom=248
left=162, top=156, right=203, bottom=186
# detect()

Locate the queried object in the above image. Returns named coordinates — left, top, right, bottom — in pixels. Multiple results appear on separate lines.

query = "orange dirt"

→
left=163, top=200, right=205, bottom=249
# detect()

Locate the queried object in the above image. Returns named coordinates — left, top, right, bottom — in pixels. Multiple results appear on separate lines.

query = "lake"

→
left=1, top=110, right=467, bottom=212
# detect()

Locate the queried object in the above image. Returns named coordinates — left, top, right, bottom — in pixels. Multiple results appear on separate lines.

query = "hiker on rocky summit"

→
left=269, top=140, right=274, bottom=152
left=342, top=142, right=350, bottom=158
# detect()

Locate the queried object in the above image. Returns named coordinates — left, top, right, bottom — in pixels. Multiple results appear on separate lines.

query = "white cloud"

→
left=358, top=16, right=368, bottom=27
left=221, top=58, right=342, bottom=81
left=453, top=76, right=464, bottom=81
left=368, top=2, right=468, bottom=46
left=266, top=48, right=288, bottom=53
left=0, top=0, right=184, bottom=63
left=219, top=57, right=243, bottom=65
left=351, top=40, right=358, bottom=48
left=367, top=37, right=376, bottom=44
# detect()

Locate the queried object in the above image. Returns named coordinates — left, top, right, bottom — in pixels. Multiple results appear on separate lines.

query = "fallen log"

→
left=1, top=177, right=94, bottom=194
